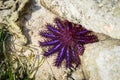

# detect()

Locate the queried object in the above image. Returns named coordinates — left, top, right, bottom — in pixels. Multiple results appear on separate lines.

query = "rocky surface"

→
left=0, top=0, right=120, bottom=80
left=23, top=0, right=85, bottom=80
left=23, top=0, right=120, bottom=80
left=40, top=0, right=120, bottom=39
left=82, top=39, right=120, bottom=80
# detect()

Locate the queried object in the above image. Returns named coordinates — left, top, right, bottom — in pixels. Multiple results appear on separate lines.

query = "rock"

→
left=82, top=39, right=120, bottom=80
left=23, top=0, right=86, bottom=80
left=40, top=0, right=120, bottom=39
left=11, top=0, right=119, bottom=80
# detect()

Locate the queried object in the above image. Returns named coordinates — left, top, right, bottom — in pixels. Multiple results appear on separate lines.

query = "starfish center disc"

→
left=60, top=30, right=73, bottom=46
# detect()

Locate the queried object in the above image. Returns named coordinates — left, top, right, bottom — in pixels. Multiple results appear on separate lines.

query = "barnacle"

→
left=39, top=18, right=98, bottom=68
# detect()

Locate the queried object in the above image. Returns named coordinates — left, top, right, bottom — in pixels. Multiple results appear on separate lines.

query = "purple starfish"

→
left=39, top=18, right=98, bottom=68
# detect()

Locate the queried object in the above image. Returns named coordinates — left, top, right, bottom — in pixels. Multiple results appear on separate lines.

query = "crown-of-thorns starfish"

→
left=39, top=18, right=98, bottom=68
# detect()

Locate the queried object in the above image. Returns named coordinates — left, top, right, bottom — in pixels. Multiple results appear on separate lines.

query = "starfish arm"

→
left=43, top=43, right=62, bottom=56
left=39, top=40, right=59, bottom=46
left=55, top=18, right=64, bottom=30
left=77, top=29, right=91, bottom=35
left=78, top=35, right=98, bottom=44
left=55, top=46, right=65, bottom=67
left=40, top=32, right=56, bottom=38
left=71, top=47, right=80, bottom=67
left=47, top=24, right=61, bottom=34
left=64, top=20, right=72, bottom=31
left=76, top=44, right=84, bottom=55
left=66, top=47, right=71, bottom=67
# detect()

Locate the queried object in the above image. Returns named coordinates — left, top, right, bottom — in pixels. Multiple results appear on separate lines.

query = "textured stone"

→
left=40, top=0, right=120, bottom=39
left=82, top=39, right=120, bottom=80
left=23, top=0, right=85, bottom=80
left=21, top=0, right=120, bottom=80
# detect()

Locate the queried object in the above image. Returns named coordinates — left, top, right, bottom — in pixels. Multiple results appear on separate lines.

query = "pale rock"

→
left=23, top=0, right=85, bottom=80
left=21, top=0, right=120, bottom=80
left=40, top=0, right=120, bottom=39
left=82, top=39, right=120, bottom=80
